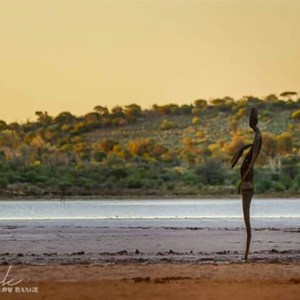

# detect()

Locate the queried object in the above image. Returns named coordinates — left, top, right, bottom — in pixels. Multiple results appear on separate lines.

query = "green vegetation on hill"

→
left=1, top=93, right=300, bottom=198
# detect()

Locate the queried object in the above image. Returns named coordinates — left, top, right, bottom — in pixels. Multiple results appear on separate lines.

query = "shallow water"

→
left=0, top=199, right=299, bottom=221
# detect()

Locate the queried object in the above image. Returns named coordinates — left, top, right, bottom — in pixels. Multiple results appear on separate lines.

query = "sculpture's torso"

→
left=240, top=128, right=262, bottom=191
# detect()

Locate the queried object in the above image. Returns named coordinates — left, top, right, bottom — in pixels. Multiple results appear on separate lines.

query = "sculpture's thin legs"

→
left=242, top=189, right=253, bottom=261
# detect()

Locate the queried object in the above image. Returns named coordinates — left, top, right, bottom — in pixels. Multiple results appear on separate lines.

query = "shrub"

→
left=160, top=119, right=175, bottom=130
left=192, top=117, right=200, bottom=125
left=195, top=159, right=225, bottom=185
left=291, top=109, right=300, bottom=120
left=126, top=176, right=143, bottom=189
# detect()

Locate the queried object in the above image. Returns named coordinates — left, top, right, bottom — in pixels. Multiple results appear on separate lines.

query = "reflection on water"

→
left=0, top=199, right=299, bottom=220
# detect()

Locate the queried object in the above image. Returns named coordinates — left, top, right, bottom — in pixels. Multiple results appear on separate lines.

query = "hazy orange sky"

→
left=1, top=1, right=300, bottom=122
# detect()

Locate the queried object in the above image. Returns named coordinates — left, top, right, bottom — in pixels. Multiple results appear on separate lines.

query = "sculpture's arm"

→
left=231, top=144, right=253, bottom=169
left=237, top=137, right=261, bottom=193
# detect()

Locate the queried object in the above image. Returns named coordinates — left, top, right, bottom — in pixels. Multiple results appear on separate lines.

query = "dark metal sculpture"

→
left=231, top=107, right=262, bottom=260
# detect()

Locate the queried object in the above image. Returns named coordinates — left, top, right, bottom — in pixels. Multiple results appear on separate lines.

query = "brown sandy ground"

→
left=0, top=263, right=300, bottom=300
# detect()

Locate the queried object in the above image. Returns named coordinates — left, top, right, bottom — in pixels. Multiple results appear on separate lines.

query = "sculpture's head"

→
left=249, top=107, right=258, bottom=128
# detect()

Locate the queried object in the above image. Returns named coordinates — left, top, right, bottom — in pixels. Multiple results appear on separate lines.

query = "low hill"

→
left=0, top=95, right=300, bottom=198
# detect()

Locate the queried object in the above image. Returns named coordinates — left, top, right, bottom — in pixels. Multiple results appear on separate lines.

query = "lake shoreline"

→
left=0, top=193, right=299, bottom=201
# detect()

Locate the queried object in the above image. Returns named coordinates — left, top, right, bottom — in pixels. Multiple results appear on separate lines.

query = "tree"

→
left=194, top=99, right=207, bottom=109
left=82, top=113, right=101, bottom=131
left=180, top=104, right=193, bottom=114
left=277, top=132, right=293, bottom=155
left=153, top=104, right=181, bottom=115
left=223, top=134, right=247, bottom=157
left=208, top=143, right=228, bottom=161
left=211, top=97, right=234, bottom=112
left=264, top=94, right=278, bottom=102
left=8, top=122, right=21, bottom=132
left=35, top=111, right=52, bottom=125
left=0, top=120, right=8, bottom=131
left=111, top=106, right=125, bottom=118
left=263, top=133, right=279, bottom=170
left=280, top=91, right=298, bottom=100
left=94, top=105, right=109, bottom=116
left=0, top=130, right=22, bottom=158
left=84, top=112, right=100, bottom=123
left=54, top=112, right=76, bottom=124
left=124, top=104, right=142, bottom=123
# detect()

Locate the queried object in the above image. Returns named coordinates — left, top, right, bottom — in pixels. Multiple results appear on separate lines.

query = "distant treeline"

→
left=0, top=92, right=300, bottom=197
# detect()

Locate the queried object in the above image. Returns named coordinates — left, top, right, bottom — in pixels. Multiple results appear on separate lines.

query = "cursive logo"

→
left=0, top=266, right=23, bottom=287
